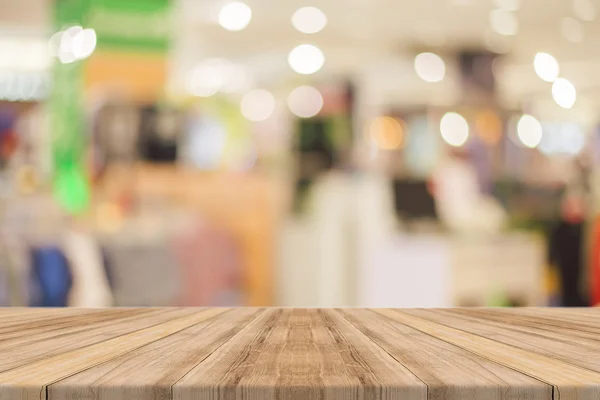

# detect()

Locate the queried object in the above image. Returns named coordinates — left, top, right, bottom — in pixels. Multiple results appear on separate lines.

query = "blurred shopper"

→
left=431, top=149, right=506, bottom=235
left=548, top=191, right=588, bottom=307
left=590, top=212, right=600, bottom=306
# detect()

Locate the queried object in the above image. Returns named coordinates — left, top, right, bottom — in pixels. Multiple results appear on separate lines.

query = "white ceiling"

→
left=173, top=0, right=600, bottom=119
left=2, top=0, right=600, bottom=119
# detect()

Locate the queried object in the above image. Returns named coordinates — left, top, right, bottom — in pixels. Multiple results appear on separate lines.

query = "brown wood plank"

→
left=0, top=309, right=109, bottom=333
left=378, top=309, right=600, bottom=400
left=1, top=308, right=600, bottom=399
left=173, top=308, right=427, bottom=400
left=0, top=308, right=192, bottom=373
left=442, top=308, right=600, bottom=343
left=338, top=308, right=552, bottom=400
left=400, top=309, right=600, bottom=374
left=0, top=308, right=227, bottom=400
left=0, top=308, right=158, bottom=345
left=47, top=308, right=264, bottom=400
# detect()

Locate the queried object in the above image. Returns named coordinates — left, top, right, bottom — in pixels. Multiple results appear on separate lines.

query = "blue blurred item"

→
left=29, top=247, right=73, bottom=307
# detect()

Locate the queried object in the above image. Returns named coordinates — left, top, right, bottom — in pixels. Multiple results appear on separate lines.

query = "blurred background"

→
left=0, top=0, right=599, bottom=308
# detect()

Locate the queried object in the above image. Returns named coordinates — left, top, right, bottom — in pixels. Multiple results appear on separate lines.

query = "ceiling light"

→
left=414, top=52, right=446, bottom=83
left=292, top=7, right=327, bottom=34
left=440, top=112, right=469, bottom=147
left=533, top=52, right=559, bottom=82
left=517, top=114, right=543, bottom=148
left=288, top=44, right=325, bottom=75
left=552, top=78, right=577, bottom=109
left=490, top=9, right=519, bottom=36
left=58, top=26, right=83, bottom=64
left=241, top=89, right=275, bottom=122
left=218, top=1, right=252, bottom=32
left=561, top=17, right=584, bottom=43
left=72, top=28, right=97, bottom=60
left=287, top=85, right=323, bottom=118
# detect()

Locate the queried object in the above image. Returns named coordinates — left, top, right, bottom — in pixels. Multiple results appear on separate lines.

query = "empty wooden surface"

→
left=0, top=308, right=599, bottom=400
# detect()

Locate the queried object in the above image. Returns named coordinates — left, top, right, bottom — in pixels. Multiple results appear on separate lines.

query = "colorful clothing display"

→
left=102, top=240, right=181, bottom=307
left=63, top=230, right=114, bottom=307
left=29, top=246, right=73, bottom=307
left=172, top=220, right=243, bottom=307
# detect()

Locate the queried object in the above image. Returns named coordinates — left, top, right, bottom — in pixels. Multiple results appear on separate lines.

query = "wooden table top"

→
left=0, top=308, right=599, bottom=400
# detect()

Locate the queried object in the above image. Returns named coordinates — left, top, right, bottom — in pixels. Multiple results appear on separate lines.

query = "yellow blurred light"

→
left=218, top=1, right=252, bottom=32
left=292, top=7, right=327, bottom=34
left=517, top=114, right=543, bottom=148
left=475, top=110, right=502, bottom=145
left=533, top=52, right=559, bottom=83
left=414, top=52, right=446, bottom=83
left=368, top=116, right=405, bottom=150
left=440, top=112, right=469, bottom=147
left=552, top=78, right=577, bottom=109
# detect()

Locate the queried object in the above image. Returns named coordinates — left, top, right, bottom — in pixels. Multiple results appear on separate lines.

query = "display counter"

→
left=0, top=308, right=599, bottom=399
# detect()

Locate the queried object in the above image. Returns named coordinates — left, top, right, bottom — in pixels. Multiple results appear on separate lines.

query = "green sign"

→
left=87, top=0, right=171, bottom=52
left=51, top=0, right=90, bottom=214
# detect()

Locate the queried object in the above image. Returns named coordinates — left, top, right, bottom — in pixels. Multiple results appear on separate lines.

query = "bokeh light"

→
left=475, top=110, right=503, bottom=145
left=288, top=44, right=325, bottom=75
left=414, top=52, right=446, bottom=83
left=241, top=89, right=276, bottom=122
left=440, top=112, right=469, bottom=147
left=71, top=28, right=97, bottom=60
left=186, top=64, right=223, bottom=97
left=218, top=1, right=252, bottom=32
left=368, top=116, right=405, bottom=150
left=561, top=17, right=584, bottom=43
left=490, top=9, right=519, bottom=36
left=533, top=52, right=559, bottom=83
left=517, top=114, right=543, bottom=148
left=287, top=86, right=324, bottom=118
left=552, top=78, right=577, bottom=109
left=292, top=7, right=327, bottom=34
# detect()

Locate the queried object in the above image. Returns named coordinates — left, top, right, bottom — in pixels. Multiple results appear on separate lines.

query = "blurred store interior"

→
left=1, top=0, right=600, bottom=308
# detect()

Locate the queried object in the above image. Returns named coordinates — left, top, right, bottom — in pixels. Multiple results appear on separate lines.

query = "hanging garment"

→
left=549, top=220, right=588, bottom=307
left=29, top=246, right=73, bottom=307
left=0, top=265, right=9, bottom=306
left=0, top=237, right=31, bottom=306
left=590, top=216, right=600, bottom=306
left=171, top=221, right=243, bottom=307
left=102, top=240, right=181, bottom=307
left=63, top=230, right=113, bottom=307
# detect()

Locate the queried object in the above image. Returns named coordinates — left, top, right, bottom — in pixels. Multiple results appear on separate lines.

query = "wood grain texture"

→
left=0, top=308, right=599, bottom=400
left=378, top=309, right=600, bottom=400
